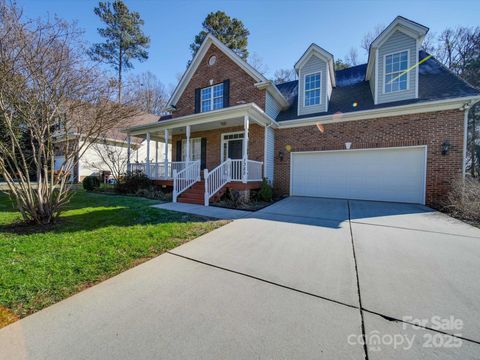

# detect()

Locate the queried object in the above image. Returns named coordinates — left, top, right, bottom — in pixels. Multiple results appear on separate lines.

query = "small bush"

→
left=116, top=171, right=153, bottom=194
left=444, top=178, right=480, bottom=222
left=257, top=178, right=273, bottom=202
left=82, top=176, right=100, bottom=191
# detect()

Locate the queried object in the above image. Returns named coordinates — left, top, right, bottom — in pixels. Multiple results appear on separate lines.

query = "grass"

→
left=0, top=190, right=227, bottom=328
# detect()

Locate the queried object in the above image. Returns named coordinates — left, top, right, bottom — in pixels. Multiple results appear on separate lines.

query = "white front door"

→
left=290, top=146, right=426, bottom=204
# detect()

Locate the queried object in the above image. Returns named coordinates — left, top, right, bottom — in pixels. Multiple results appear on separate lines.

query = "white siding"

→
left=377, top=30, right=417, bottom=104
left=264, top=127, right=275, bottom=183
left=265, top=92, right=281, bottom=119
left=78, top=139, right=170, bottom=179
left=298, top=55, right=328, bottom=115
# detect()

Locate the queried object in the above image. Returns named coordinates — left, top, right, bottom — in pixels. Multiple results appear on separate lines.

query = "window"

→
left=384, top=51, right=408, bottom=93
left=304, top=72, right=321, bottom=106
left=201, top=83, right=224, bottom=112
left=182, top=138, right=202, bottom=161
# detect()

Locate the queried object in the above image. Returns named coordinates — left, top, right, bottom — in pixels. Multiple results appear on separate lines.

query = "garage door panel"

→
left=291, top=147, right=425, bottom=204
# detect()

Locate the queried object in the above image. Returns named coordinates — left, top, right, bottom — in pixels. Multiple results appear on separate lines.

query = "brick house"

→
left=126, top=16, right=480, bottom=207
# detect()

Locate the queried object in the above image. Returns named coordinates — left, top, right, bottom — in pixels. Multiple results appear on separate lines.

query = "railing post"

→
left=172, top=169, right=178, bottom=203
left=204, top=169, right=209, bottom=206
left=227, top=158, right=232, bottom=182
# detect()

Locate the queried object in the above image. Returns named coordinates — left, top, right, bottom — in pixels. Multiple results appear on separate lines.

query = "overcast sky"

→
left=18, top=0, right=480, bottom=90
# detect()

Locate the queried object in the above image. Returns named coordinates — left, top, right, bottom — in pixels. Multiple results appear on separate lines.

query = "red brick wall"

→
left=172, top=124, right=265, bottom=171
left=274, top=109, right=465, bottom=206
left=173, top=44, right=265, bottom=117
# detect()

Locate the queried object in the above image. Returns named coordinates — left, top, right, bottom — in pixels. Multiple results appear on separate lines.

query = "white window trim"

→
left=201, top=83, right=224, bottom=113
left=303, top=71, right=322, bottom=107
left=220, top=131, right=244, bottom=161
left=382, top=49, right=410, bottom=95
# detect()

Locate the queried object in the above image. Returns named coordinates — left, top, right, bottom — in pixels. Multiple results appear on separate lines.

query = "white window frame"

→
left=383, top=49, right=410, bottom=94
left=220, top=131, right=244, bottom=161
left=303, top=71, right=322, bottom=107
left=200, top=83, right=224, bottom=112
left=181, top=137, right=202, bottom=161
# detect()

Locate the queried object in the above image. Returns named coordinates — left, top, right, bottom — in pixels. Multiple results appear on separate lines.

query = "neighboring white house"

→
left=55, top=113, right=171, bottom=182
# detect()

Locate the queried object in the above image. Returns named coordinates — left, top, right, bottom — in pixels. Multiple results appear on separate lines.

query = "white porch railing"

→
left=204, top=159, right=232, bottom=206
left=128, top=161, right=188, bottom=179
left=173, top=160, right=201, bottom=202
left=204, top=158, right=263, bottom=206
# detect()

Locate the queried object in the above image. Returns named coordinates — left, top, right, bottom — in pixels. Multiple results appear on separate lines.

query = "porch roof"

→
left=125, top=103, right=277, bottom=137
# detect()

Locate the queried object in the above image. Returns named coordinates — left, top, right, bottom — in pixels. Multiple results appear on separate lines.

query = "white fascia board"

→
left=277, top=96, right=480, bottom=129
left=166, top=34, right=267, bottom=110
left=126, top=103, right=278, bottom=136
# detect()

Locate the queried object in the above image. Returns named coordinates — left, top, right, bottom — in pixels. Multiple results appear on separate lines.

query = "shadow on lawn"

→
left=0, top=206, right=214, bottom=236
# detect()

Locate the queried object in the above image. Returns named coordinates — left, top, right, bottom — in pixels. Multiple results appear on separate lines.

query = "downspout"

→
left=462, top=102, right=471, bottom=179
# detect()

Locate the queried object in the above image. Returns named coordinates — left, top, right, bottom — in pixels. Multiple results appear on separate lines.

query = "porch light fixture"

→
left=442, top=140, right=451, bottom=155
left=278, top=150, right=284, bottom=161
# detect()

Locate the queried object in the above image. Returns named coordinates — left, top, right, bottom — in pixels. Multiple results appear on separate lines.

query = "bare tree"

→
left=345, top=47, right=359, bottom=66
left=0, top=2, right=138, bottom=225
left=360, top=24, right=385, bottom=55
left=124, top=71, right=169, bottom=115
left=86, top=132, right=131, bottom=183
left=273, top=68, right=296, bottom=84
left=248, top=52, right=269, bottom=75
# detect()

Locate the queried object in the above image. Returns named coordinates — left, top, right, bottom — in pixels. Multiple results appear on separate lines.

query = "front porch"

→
left=125, top=104, right=274, bottom=206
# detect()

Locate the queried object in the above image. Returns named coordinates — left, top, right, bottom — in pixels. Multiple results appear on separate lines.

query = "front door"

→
left=222, top=132, right=244, bottom=161
left=227, top=140, right=243, bottom=159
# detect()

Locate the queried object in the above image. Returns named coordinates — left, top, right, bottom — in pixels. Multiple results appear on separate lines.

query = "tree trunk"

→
left=118, top=46, right=123, bottom=103
left=471, top=113, right=477, bottom=177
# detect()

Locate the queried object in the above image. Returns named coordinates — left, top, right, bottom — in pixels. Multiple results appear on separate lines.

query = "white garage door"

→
left=291, top=147, right=426, bottom=204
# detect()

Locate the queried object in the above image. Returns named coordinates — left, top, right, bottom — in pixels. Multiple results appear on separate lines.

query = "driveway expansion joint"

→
left=347, top=200, right=369, bottom=360
left=166, top=251, right=359, bottom=310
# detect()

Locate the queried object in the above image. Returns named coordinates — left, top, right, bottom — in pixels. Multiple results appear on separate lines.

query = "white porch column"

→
left=154, top=140, right=159, bottom=179
left=164, top=128, right=169, bottom=178
left=185, top=125, right=191, bottom=163
left=242, top=115, right=249, bottom=183
left=146, top=132, right=151, bottom=177
left=126, top=134, right=131, bottom=172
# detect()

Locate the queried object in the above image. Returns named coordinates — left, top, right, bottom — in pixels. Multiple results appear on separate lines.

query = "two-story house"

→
left=126, top=16, right=480, bottom=207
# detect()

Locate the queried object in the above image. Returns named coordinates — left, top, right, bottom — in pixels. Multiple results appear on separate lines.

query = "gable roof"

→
left=166, top=33, right=288, bottom=111
left=276, top=51, right=479, bottom=122
left=366, top=16, right=429, bottom=80
left=294, top=43, right=336, bottom=87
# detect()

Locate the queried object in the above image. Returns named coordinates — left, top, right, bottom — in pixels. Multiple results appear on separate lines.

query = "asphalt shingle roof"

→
left=275, top=51, right=479, bottom=122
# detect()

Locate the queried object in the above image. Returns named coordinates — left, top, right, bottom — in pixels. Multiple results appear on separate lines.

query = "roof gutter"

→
left=278, top=96, right=480, bottom=129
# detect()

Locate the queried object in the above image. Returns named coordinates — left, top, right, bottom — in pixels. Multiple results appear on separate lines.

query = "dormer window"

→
left=304, top=72, right=321, bottom=106
left=384, top=50, right=409, bottom=93
left=201, top=83, right=224, bottom=112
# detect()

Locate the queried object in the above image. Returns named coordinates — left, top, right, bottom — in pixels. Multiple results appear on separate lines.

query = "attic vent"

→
left=208, top=55, right=217, bottom=66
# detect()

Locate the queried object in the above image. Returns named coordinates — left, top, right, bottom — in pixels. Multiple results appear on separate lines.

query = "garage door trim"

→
left=289, top=145, right=427, bottom=204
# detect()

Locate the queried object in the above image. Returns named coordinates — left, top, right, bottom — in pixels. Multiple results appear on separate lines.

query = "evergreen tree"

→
left=89, top=0, right=150, bottom=102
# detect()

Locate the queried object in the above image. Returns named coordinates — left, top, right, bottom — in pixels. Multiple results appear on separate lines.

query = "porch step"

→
left=177, top=181, right=205, bottom=205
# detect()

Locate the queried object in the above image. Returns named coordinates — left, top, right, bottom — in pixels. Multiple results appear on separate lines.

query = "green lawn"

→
left=0, top=191, right=227, bottom=327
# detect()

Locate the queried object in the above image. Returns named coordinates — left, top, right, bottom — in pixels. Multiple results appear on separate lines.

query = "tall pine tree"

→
left=89, top=0, right=150, bottom=102
left=190, top=11, right=249, bottom=64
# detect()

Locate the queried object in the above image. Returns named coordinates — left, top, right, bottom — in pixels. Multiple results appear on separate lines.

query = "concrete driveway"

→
left=1, top=197, right=480, bottom=359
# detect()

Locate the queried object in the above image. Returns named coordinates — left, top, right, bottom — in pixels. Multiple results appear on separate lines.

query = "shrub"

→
left=116, top=171, right=153, bottom=194
left=257, top=178, right=273, bottom=202
left=444, top=178, right=480, bottom=222
left=82, top=176, right=100, bottom=191
left=135, top=188, right=170, bottom=201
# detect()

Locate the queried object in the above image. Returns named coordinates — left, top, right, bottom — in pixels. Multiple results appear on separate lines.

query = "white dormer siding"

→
left=265, top=92, right=281, bottom=119
left=377, top=31, right=418, bottom=104
left=298, top=55, right=329, bottom=115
